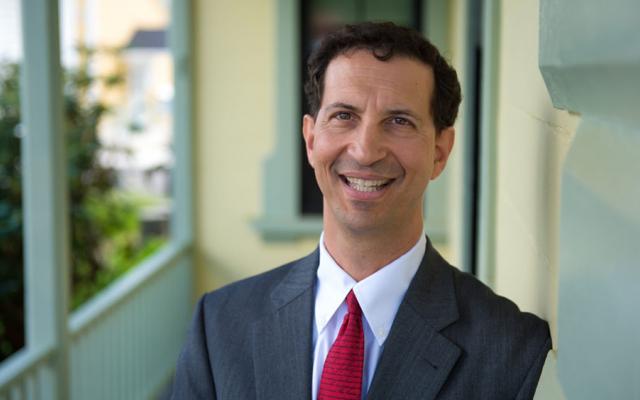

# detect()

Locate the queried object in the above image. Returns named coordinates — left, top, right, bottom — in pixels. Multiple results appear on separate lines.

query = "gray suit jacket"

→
left=172, top=239, right=551, bottom=399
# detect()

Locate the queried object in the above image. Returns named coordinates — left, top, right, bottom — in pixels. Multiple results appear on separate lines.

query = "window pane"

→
left=59, top=0, right=173, bottom=309
left=0, top=0, right=24, bottom=362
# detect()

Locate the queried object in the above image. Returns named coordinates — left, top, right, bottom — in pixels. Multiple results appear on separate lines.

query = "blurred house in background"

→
left=59, top=0, right=174, bottom=235
left=0, top=0, right=638, bottom=399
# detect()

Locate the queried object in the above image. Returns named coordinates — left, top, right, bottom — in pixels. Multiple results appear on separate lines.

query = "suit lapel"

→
left=367, top=240, right=461, bottom=400
left=252, top=249, right=319, bottom=400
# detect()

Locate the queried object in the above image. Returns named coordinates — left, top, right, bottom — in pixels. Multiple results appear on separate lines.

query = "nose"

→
left=347, top=121, right=387, bottom=166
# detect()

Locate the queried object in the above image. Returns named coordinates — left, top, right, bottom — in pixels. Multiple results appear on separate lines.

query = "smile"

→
left=342, top=176, right=392, bottom=192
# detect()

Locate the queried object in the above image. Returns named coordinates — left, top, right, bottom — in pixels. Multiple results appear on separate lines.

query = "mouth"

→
left=341, top=175, right=394, bottom=192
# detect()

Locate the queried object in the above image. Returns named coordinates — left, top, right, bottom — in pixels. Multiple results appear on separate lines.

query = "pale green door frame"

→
left=169, top=0, right=195, bottom=248
left=422, top=0, right=455, bottom=245
left=539, top=0, right=640, bottom=398
left=476, top=0, right=501, bottom=286
left=454, top=0, right=501, bottom=276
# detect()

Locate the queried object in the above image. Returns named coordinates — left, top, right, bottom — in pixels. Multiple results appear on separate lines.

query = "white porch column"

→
left=20, top=0, right=70, bottom=398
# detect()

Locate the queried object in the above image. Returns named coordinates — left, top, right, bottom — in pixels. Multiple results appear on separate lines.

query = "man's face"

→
left=303, top=50, right=454, bottom=237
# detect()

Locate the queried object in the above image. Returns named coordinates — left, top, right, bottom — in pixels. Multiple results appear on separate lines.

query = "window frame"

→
left=254, top=0, right=453, bottom=243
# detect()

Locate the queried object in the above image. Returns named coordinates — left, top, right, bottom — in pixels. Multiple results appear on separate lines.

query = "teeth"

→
left=345, top=176, right=390, bottom=192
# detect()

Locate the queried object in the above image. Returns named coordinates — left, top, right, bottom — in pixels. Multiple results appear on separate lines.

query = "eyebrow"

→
left=323, top=103, right=424, bottom=123
left=323, top=102, right=363, bottom=113
left=385, top=108, right=423, bottom=123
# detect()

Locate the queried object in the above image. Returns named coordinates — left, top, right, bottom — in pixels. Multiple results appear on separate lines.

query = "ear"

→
left=431, top=126, right=455, bottom=180
left=302, top=114, right=317, bottom=168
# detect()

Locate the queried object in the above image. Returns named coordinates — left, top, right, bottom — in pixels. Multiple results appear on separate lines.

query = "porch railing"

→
left=0, top=242, right=193, bottom=399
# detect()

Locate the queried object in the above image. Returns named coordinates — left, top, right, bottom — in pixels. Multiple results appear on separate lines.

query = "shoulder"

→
left=441, top=262, right=551, bottom=395
left=422, top=243, right=550, bottom=345
left=416, top=246, right=551, bottom=397
left=201, top=257, right=301, bottom=318
left=198, top=249, right=318, bottom=325
left=172, top=252, right=317, bottom=397
left=448, top=265, right=550, bottom=347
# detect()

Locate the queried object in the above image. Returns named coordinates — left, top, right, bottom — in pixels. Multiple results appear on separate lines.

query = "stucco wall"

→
left=193, top=0, right=317, bottom=296
left=493, top=0, right=578, bottom=344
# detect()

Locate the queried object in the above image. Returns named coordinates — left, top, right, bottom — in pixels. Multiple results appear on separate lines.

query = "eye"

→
left=391, top=116, right=412, bottom=126
left=334, top=111, right=352, bottom=121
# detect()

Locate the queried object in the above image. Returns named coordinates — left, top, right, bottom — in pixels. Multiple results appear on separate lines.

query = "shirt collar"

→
left=315, top=232, right=426, bottom=346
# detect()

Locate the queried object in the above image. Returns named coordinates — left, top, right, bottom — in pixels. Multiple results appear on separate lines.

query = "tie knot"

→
left=346, top=290, right=362, bottom=316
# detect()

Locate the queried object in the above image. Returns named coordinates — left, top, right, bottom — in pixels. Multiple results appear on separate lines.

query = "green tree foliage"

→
left=0, top=51, right=166, bottom=362
left=0, top=63, right=23, bottom=361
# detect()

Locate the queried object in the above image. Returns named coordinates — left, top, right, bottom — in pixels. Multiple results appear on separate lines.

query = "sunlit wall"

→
left=194, top=0, right=318, bottom=295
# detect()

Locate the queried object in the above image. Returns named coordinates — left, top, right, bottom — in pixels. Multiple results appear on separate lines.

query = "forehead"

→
left=321, top=50, right=434, bottom=112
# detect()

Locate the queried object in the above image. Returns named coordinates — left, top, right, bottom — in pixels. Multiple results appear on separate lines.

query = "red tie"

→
left=318, top=290, right=365, bottom=400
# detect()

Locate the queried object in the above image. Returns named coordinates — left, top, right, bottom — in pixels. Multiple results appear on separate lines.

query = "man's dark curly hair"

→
left=304, top=21, right=462, bottom=133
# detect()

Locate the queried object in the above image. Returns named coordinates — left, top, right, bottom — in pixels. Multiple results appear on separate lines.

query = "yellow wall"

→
left=492, top=0, right=578, bottom=345
left=193, top=0, right=317, bottom=295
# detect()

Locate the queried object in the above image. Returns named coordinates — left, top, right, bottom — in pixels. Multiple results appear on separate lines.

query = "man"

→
left=172, top=22, right=551, bottom=399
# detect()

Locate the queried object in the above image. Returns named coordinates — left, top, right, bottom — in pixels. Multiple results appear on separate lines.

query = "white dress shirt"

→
left=311, top=233, right=426, bottom=400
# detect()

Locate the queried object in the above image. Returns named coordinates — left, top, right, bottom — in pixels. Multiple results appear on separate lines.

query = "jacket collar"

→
left=252, top=238, right=462, bottom=400
left=367, top=238, right=461, bottom=399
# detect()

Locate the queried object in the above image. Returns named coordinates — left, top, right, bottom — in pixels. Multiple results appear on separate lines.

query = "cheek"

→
left=313, top=135, right=343, bottom=168
left=394, top=143, right=432, bottom=174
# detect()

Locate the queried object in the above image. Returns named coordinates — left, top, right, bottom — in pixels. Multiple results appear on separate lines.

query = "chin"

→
left=338, top=214, right=392, bottom=236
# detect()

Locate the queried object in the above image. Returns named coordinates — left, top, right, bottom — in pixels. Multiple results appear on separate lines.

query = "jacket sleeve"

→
left=171, top=295, right=217, bottom=399
left=515, top=336, right=552, bottom=400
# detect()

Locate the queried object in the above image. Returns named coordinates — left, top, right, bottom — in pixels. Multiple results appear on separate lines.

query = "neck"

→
left=322, top=221, right=423, bottom=282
